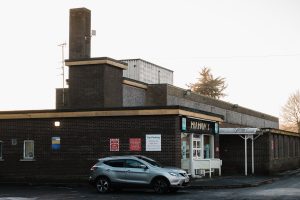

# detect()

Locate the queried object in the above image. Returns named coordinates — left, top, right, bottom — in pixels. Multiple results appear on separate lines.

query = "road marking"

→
left=0, top=198, right=37, bottom=200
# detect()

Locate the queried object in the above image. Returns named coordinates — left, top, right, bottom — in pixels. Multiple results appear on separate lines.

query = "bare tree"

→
left=281, top=90, right=300, bottom=133
left=187, top=67, right=227, bottom=99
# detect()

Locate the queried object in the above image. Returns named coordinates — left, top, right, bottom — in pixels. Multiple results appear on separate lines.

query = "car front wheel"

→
left=153, top=178, right=169, bottom=194
left=96, top=177, right=111, bottom=193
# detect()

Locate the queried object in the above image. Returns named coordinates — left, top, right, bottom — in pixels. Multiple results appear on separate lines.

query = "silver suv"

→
left=89, top=155, right=189, bottom=193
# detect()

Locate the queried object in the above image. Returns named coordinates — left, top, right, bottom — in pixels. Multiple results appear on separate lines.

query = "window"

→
left=279, top=135, right=284, bottom=158
left=104, top=159, right=125, bottom=168
left=181, top=133, right=190, bottom=160
left=125, top=159, right=145, bottom=168
left=136, top=156, right=161, bottom=167
left=274, top=135, right=279, bottom=159
left=289, top=137, right=294, bottom=157
left=23, top=140, right=34, bottom=159
left=0, top=141, right=3, bottom=159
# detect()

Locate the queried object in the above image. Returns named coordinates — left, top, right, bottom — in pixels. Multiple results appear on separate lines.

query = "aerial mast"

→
left=58, top=42, right=67, bottom=105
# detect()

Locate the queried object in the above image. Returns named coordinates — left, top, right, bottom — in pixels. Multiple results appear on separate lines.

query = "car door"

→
left=125, top=159, right=150, bottom=184
left=103, top=159, right=127, bottom=183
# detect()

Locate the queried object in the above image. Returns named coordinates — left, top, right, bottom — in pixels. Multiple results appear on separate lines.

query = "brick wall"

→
left=0, top=115, right=180, bottom=183
left=268, top=133, right=300, bottom=173
left=219, top=134, right=270, bottom=175
left=68, top=64, right=123, bottom=109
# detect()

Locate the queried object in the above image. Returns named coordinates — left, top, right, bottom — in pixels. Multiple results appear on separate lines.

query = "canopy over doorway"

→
left=219, top=128, right=262, bottom=176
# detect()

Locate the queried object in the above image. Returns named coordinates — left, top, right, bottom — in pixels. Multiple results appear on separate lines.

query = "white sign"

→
left=110, top=138, right=119, bottom=152
left=146, top=134, right=161, bottom=151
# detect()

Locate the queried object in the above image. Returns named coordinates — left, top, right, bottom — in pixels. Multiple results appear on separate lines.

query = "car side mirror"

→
left=140, top=164, right=148, bottom=170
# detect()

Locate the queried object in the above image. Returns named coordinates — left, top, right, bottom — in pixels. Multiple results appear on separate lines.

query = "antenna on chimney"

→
left=58, top=42, right=67, bottom=105
left=91, top=30, right=96, bottom=36
left=85, top=30, right=96, bottom=40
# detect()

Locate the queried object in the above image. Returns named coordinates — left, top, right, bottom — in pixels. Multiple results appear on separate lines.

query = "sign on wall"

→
left=110, top=138, right=119, bottom=152
left=215, top=123, right=219, bottom=134
left=129, top=138, right=141, bottom=151
left=52, top=137, right=61, bottom=150
left=182, top=117, right=187, bottom=131
left=146, top=134, right=161, bottom=151
left=181, top=117, right=217, bottom=134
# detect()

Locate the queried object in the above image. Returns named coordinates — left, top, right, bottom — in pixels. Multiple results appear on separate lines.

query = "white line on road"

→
left=0, top=198, right=37, bottom=200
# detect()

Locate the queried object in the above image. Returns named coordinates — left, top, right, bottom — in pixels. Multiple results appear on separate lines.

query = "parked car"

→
left=89, top=155, right=189, bottom=194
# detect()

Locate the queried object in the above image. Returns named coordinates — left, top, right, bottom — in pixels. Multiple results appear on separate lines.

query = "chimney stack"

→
left=69, top=8, right=91, bottom=59
left=55, top=7, right=127, bottom=110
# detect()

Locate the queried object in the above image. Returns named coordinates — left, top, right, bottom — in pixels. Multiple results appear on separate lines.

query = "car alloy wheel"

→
left=96, top=177, right=110, bottom=193
left=153, top=178, right=169, bottom=194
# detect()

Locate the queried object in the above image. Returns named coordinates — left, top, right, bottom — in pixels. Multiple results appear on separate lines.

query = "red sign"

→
left=110, top=138, right=119, bottom=151
left=129, top=138, right=141, bottom=151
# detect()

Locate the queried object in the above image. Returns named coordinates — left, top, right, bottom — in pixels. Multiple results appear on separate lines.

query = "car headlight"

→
left=168, top=172, right=178, bottom=177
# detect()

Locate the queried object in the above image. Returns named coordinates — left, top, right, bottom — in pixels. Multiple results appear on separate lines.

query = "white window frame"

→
left=23, top=140, right=34, bottom=160
left=0, top=141, right=3, bottom=160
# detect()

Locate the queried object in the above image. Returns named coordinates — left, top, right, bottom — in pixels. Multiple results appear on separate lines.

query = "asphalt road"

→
left=0, top=172, right=299, bottom=200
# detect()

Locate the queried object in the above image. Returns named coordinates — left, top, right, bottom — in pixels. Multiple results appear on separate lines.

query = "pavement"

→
left=189, top=175, right=276, bottom=189
left=189, top=168, right=300, bottom=189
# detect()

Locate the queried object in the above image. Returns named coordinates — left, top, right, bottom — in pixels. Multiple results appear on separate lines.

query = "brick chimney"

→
left=55, top=8, right=128, bottom=110
left=69, top=8, right=91, bottom=59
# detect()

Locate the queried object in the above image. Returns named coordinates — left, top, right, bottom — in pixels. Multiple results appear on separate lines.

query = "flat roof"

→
left=261, top=128, right=300, bottom=137
left=121, top=58, right=174, bottom=72
left=0, top=106, right=223, bottom=122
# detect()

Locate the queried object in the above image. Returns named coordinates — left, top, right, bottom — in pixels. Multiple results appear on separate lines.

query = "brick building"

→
left=0, top=8, right=222, bottom=182
left=0, top=7, right=299, bottom=183
left=0, top=106, right=222, bottom=182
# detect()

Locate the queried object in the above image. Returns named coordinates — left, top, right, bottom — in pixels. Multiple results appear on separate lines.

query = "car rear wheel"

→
left=153, top=178, right=169, bottom=194
left=96, top=177, right=111, bottom=193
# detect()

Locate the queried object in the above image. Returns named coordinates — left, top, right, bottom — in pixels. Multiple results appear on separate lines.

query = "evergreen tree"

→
left=187, top=67, right=227, bottom=99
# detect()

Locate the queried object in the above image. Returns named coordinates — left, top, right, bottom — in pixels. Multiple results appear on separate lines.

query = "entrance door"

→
left=193, top=134, right=202, bottom=159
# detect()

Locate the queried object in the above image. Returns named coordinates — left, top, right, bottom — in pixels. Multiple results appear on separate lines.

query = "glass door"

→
left=193, top=134, right=202, bottom=159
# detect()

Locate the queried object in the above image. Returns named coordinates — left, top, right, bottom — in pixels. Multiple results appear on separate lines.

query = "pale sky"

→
left=0, top=0, right=299, bottom=119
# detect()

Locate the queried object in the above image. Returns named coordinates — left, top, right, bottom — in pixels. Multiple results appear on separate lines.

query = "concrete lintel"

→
left=123, top=79, right=148, bottom=89
left=65, top=58, right=127, bottom=70
left=0, top=108, right=222, bottom=122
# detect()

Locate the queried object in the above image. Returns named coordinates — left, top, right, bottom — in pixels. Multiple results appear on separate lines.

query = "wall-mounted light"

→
left=184, top=89, right=192, bottom=96
left=11, top=139, right=17, bottom=145
left=54, top=121, right=61, bottom=127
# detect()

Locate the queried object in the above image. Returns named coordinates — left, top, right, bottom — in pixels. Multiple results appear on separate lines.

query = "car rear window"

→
left=103, top=159, right=125, bottom=167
